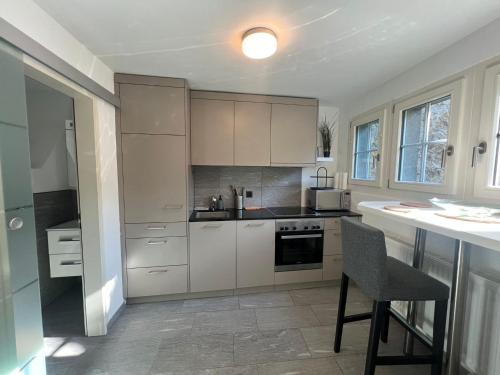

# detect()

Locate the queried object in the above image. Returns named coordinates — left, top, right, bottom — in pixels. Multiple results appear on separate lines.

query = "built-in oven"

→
left=275, top=219, right=324, bottom=272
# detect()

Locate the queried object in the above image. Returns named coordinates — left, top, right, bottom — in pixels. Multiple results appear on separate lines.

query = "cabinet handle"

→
left=58, top=238, right=81, bottom=243
left=146, top=226, right=167, bottom=230
left=202, top=224, right=223, bottom=229
left=148, top=269, right=168, bottom=274
left=164, top=204, right=183, bottom=210
left=147, top=240, right=167, bottom=245
left=8, top=217, right=23, bottom=231
left=245, top=223, right=264, bottom=227
left=60, top=260, right=82, bottom=266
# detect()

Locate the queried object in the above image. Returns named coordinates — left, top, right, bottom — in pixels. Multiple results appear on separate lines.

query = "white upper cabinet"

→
left=191, top=98, right=234, bottom=165
left=271, top=104, right=317, bottom=165
left=122, top=134, right=186, bottom=223
left=234, top=102, right=271, bottom=166
left=120, top=84, right=186, bottom=135
left=236, top=220, right=275, bottom=288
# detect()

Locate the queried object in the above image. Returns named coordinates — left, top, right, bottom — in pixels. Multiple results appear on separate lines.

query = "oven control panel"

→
left=275, top=219, right=324, bottom=232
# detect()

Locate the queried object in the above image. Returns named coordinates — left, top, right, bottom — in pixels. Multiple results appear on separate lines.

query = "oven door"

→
left=275, top=230, right=323, bottom=272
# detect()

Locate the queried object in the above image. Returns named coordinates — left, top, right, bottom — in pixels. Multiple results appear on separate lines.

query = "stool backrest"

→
left=340, top=217, right=388, bottom=299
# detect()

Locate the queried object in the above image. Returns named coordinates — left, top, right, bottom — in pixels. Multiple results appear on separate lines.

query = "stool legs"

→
left=432, top=300, right=448, bottom=375
left=365, top=301, right=388, bottom=375
left=381, top=301, right=391, bottom=343
left=334, top=273, right=349, bottom=353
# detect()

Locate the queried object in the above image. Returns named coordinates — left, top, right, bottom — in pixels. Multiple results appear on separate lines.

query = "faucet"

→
left=209, top=196, right=217, bottom=211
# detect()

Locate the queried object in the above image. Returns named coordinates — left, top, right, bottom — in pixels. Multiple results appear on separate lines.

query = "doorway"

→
left=24, top=77, right=86, bottom=338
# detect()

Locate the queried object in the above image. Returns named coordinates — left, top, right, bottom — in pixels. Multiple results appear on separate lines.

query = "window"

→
left=353, top=120, right=379, bottom=180
left=390, top=80, right=463, bottom=194
left=398, top=95, right=451, bottom=184
left=474, top=63, right=500, bottom=199
left=349, top=108, right=386, bottom=187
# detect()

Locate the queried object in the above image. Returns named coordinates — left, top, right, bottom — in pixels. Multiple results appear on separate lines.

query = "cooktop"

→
left=268, top=206, right=318, bottom=217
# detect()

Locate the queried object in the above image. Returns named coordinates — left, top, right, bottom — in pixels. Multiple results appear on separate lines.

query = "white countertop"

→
left=358, top=201, right=500, bottom=252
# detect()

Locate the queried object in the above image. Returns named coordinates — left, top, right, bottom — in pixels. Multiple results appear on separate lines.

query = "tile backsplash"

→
left=193, top=166, right=302, bottom=209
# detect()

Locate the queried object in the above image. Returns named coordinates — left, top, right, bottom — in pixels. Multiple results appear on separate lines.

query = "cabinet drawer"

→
left=127, top=265, right=188, bottom=298
left=49, top=254, right=82, bottom=278
left=324, top=218, right=341, bottom=232
left=48, top=229, right=82, bottom=254
left=323, top=255, right=342, bottom=280
left=324, top=230, right=342, bottom=255
left=125, top=222, right=186, bottom=238
left=126, top=237, right=187, bottom=268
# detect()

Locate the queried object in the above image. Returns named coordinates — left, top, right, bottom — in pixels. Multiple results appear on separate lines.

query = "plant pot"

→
left=323, top=150, right=331, bottom=157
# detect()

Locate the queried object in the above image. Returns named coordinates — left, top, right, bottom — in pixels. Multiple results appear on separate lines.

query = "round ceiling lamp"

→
left=241, top=27, right=277, bottom=59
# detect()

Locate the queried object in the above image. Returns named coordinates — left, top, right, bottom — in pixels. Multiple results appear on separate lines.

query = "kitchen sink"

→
left=194, top=210, right=230, bottom=219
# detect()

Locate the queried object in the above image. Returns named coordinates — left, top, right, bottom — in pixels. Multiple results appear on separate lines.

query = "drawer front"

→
left=324, top=230, right=342, bottom=255
left=125, top=222, right=186, bottom=238
left=48, top=229, right=82, bottom=255
left=126, top=237, right=187, bottom=268
left=127, top=265, right=188, bottom=298
left=323, top=255, right=343, bottom=280
left=49, top=254, right=82, bottom=278
left=324, top=218, right=341, bottom=232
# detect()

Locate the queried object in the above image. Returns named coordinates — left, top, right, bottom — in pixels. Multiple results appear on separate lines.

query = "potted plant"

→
left=319, top=115, right=335, bottom=157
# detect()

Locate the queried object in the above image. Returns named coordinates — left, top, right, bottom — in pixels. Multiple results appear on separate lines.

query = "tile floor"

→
left=45, top=285, right=430, bottom=375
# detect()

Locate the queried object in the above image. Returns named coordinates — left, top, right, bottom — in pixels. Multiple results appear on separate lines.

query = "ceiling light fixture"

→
left=242, top=27, right=277, bottom=59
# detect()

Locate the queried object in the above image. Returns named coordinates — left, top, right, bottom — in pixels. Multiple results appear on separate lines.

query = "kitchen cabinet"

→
left=271, top=104, right=317, bottom=165
left=122, top=134, right=186, bottom=223
left=324, top=230, right=342, bottom=255
left=234, top=102, right=271, bottom=166
left=189, top=221, right=236, bottom=292
left=323, top=255, right=343, bottom=280
left=191, top=98, right=234, bottom=165
left=120, top=84, right=186, bottom=135
left=126, top=236, right=187, bottom=268
left=127, top=265, right=188, bottom=298
left=236, top=220, right=275, bottom=288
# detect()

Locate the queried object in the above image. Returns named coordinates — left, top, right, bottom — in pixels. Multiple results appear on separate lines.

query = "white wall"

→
left=26, top=78, right=76, bottom=193
left=0, top=0, right=114, bottom=92
left=338, top=18, right=500, bottom=375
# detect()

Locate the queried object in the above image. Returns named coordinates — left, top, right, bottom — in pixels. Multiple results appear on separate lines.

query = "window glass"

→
left=493, top=108, right=500, bottom=186
left=398, top=95, right=451, bottom=184
left=353, top=120, right=379, bottom=180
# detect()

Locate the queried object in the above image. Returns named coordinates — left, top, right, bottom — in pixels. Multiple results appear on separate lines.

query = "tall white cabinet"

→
left=116, top=74, right=190, bottom=299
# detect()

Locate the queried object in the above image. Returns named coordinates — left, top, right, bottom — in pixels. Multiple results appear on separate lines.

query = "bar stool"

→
left=334, top=217, right=449, bottom=375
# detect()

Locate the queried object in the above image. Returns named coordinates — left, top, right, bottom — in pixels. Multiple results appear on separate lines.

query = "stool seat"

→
left=378, top=257, right=449, bottom=302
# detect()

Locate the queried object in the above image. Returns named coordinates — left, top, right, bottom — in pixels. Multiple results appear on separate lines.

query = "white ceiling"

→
left=35, top=0, right=500, bottom=105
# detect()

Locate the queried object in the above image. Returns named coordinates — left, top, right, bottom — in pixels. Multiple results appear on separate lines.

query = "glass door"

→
left=0, top=39, right=44, bottom=374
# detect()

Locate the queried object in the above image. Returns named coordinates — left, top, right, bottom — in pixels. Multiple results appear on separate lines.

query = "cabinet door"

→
left=189, top=221, right=236, bottom=292
left=120, top=84, right=185, bottom=135
left=323, top=230, right=342, bottom=255
left=237, top=220, right=275, bottom=288
left=191, top=99, right=234, bottom=165
left=323, top=255, right=343, bottom=280
left=271, top=104, right=317, bottom=165
left=234, top=102, right=271, bottom=166
left=122, top=134, right=186, bottom=223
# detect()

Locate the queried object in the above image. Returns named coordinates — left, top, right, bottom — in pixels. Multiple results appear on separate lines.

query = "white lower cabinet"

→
left=324, top=230, right=342, bottom=255
left=236, top=220, right=275, bottom=288
left=323, top=255, right=343, bottom=280
left=126, top=237, right=187, bottom=268
left=127, top=265, right=188, bottom=298
left=189, top=221, right=236, bottom=292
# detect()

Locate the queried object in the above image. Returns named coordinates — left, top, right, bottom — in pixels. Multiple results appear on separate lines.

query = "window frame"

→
left=473, top=63, right=500, bottom=200
left=389, top=79, right=464, bottom=194
left=349, top=108, right=386, bottom=187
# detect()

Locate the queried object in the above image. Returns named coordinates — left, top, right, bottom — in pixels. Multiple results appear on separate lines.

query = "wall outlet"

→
left=246, top=190, right=253, bottom=198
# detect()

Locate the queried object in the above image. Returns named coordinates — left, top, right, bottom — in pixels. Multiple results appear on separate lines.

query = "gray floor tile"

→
left=150, top=334, right=234, bottom=372
left=256, top=306, right=320, bottom=330
left=149, top=365, right=258, bottom=375
left=290, top=287, right=340, bottom=306
left=234, top=329, right=311, bottom=365
left=181, top=296, right=239, bottom=313
left=238, top=292, right=293, bottom=309
left=120, top=312, right=194, bottom=340
left=311, top=301, right=372, bottom=325
left=257, top=358, right=343, bottom=375
left=334, top=354, right=429, bottom=375
left=192, top=310, right=257, bottom=336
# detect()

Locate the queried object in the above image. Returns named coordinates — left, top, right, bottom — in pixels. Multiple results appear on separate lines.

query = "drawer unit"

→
left=125, top=222, right=186, bottom=238
left=323, top=255, right=343, bottom=280
left=126, top=237, right=187, bottom=268
left=324, top=230, right=342, bottom=255
left=49, top=254, right=83, bottom=278
left=48, top=229, right=81, bottom=254
left=324, top=218, right=341, bottom=232
left=127, top=265, right=188, bottom=298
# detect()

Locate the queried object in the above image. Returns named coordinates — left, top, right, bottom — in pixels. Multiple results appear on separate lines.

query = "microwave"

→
left=306, top=188, right=351, bottom=211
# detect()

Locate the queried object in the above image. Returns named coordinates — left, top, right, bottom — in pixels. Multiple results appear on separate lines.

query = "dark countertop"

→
left=189, top=206, right=361, bottom=222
